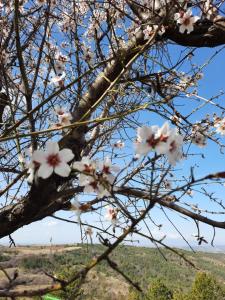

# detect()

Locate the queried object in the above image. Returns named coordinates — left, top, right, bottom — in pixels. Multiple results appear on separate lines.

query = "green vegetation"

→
left=16, top=245, right=225, bottom=299
left=21, top=255, right=53, bottom=270
left=187, top=272, right=225, bottom=300
left=128, top=273, right=225, bottom=300
left=0, top=253, right=10, bottom=262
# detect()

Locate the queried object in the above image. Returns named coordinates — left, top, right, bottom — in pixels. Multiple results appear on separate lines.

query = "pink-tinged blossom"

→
left=83, top=180, right=111, bottom=198
left=32, top=141, right=74, bottom=179
left=134, top=123, right=171, bottom=156
left=154, top=122, right=171, bottom=155
left=54, top=106, right=66, bottom=116
left=97, top=157, right=120, bottom=184
left=78, top=172, right=111, bottom=198
left=135, top=123, right=183, bottom=165
left=105, top=206, right=118, bottom=224
left=50, top=72, right=66, bottom=87
left=174, top=9, right=200, bottom=34
left=191, top=131, right=207, bottom=147
left=166, top=131, right=183, bottom=165
left=143, top=25, right=154, bottom=40
left=134, top=125, right=159, bottom=155
left=112, top=140, right=125, bottom=149
left=58, top=112, right=72, bottom=126
left=214, top=117, right=225, bottom=135
left=85, top=227, right=93, bottom=236
left=73, top=157, right=119, bottom=198
left=55, top=52, right=67, bottom=63
left=143, top=25, right=165, bottom=40
left=213, top=114, right=222, bottom=126
left=54, top=106, right=72, bottom=127
left=70, top=198, right=82, bottom=222
left=73, top=156, right=96, bottom=173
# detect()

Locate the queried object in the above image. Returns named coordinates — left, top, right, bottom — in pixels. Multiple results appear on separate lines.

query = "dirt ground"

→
left=1, top=245, right=80, bottom=255
left=0, top=245, right=81, bottom=297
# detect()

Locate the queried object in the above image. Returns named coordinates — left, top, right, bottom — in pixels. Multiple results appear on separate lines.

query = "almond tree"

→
left=0, top=0, right=225, bottom=297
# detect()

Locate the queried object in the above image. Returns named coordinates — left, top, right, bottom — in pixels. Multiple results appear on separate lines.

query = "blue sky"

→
left=1, top=44, right=225, bottom=249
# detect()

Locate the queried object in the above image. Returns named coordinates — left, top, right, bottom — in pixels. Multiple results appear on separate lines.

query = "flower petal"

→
left=59, top=149, right=74, bottom=162
left=27, top=168, right=34, bottom=183
left=105, top=174, right=115, bottom=184
left=38, top=164, right=53, bottom=179
left=137, top=126, right=153, bottom=140
left=46, top=141, right=59, bottom=154
left=32, top=150, right=46, bottom=164
left=187, top=24, right=194, bottom=34
left=73, top=161, right=85, bottom=171
left=179, top=25, right=186, bottom=34
left=191, top=16, right=200, bottom=23
left=54, top=163, right=71, bottom=177
left=84, top=184, right=95, bottom=194
left=79, top=174, right=91, bottom=186
left=134, top=142, right=151, bottom=155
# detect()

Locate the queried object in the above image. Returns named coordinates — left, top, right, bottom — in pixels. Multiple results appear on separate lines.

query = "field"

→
left=0, top=244, right=225, bottom=299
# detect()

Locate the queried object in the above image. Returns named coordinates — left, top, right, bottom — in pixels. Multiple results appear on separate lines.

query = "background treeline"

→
left=128, top=273, right=225, bottom=300
left=17, top=245, right=225, bottom=299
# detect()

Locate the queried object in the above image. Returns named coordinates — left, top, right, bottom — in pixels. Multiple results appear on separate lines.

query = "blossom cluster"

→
left=191, top=124, right=207, bottom=148
left=73, top=157, right=120, bottom=198
left=26, top=142, right=120, bottom=200
left=53, top=106, right=72, bottom=128
left=25, top=115, right=218, bottom=188
left=134, top=122, right=183, bottom=165
left=50, top=52, right=67, bottom=86
left=214, top=117, right=225, bottom=136
left=143, top=25, right=165, bottom=40
left=71, top=197, right=118, bottom=224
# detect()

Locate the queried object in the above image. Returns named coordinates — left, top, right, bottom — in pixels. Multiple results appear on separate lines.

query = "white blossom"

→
left=166, top=131, right=183, bottom=165
left=58, top=112, right=72, bottom=126
left=134, top=123, right=183, bottom=165
left=70, top=198, right=83, bottom=222
left=174, top=9, right=200, bottom=34
left=105, top=206, right=118, bottom=224
left=73, top=156, right=96, bottom=173
left=214, top=117, right=225, bottom=135
left=32, top=141, right=74, bottom=179
left=73, top=157, right=119, bottom=198
left=83, top=180, right=111, bottom=198
left=85, top=226, right=93, bottom=236
left=97, top=157, right=120, bottom=184
left=143, top=25, right=165, bottom=40
left=54, top=106, right=66, bottom=116
left=191, top=131, right=207, bottom=147
left=134, top=125, right=160, bottom=155
left=112, top=140, right=125, bottom=149
left=50, top=72, right=66, bottom=86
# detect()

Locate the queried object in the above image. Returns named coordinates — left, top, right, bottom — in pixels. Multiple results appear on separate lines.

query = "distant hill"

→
left=0, top=244, right=225, bottom=299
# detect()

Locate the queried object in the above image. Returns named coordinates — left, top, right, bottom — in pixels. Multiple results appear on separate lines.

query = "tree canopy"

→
left=0, top=0, right=225, bottom=297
